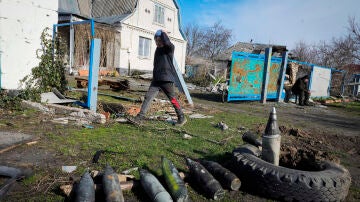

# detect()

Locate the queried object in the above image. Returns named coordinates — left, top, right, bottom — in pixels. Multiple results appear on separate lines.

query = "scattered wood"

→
left=75, top=76, right=129, bottom=90
left=25, top=141, right=38, bottom=146
left=0, top=137, right=40, bottom=154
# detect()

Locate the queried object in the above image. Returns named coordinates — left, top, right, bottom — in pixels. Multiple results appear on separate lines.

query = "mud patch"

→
left=279, top=146, right=336, bottom=171
left=256, top=124, right=340, bottom=171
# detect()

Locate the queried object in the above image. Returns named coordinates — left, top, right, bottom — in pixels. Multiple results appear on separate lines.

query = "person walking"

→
left=131, top=30, right=187, bottom=126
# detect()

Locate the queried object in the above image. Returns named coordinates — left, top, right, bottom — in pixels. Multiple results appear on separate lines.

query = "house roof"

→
left=58, top=0, right=186, bottom=40
left=58, top=0, right=137, bottom=18
left=58, top=0, right=81, bottom=15
left=92, top=0, right=137, bottom=17
left=93, top=14, right=131, bottom=25
left=215, top=42, right=287, bottom=61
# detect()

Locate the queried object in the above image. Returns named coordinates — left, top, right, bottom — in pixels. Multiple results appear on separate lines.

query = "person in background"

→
left=291, top=75, right=311, bottom=106
left=131, top=30, right=187, bottom=126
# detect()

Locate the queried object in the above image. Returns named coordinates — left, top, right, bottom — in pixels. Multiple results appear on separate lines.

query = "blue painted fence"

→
left=227, top=51, right=283, bottom=101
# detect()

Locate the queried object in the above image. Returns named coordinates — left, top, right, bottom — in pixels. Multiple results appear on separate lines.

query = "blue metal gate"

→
left=227, top=52, right=283, bottom=101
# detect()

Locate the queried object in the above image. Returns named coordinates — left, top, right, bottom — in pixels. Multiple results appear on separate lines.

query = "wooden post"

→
left=276, top=51, right=288, bottom=102
left=260, top=47, right=272, bottom=103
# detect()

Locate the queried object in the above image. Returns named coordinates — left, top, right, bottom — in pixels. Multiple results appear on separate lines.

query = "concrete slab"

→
left=0, top=132, right=34, bottom=153
left=41, top=92, right=77, bottom=104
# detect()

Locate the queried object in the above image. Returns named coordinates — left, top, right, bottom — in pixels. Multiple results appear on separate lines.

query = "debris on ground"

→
left=183, top=134, right=192, bottom=139
left=21, top=100, right=55, bottom=114
left=50, top=118, right=69, bottom=125
left=189, top=113, right=214, bottom=119
left=121, top=167, right=138, bottom=175
left=41, top=88, right=77, bottom=104
left=216, top=121, right=229, bottom=130
left=61, top=166, right=77, bottom=173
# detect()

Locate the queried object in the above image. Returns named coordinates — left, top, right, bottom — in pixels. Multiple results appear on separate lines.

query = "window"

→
left=138, top=37, right=151, bottom=57
left=154, top=4, right=165, bottom=24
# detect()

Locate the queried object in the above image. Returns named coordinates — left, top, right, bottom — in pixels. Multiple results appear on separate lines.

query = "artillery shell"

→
left=139, top=169, right=173, bottom=202
left=186, top=158, right=225, bottom=200
left=199, top=159, right=241, bottom=190
left=74, top=171, right=95, bottom=202
left=102, top=165, right=124, bottom=202
left=161, top=156, right=189, bottom=202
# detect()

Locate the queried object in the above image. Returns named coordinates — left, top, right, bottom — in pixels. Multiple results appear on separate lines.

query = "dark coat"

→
left=292, top=75, right=309, bottom=94
left=153, top=32, right=175, bottom=82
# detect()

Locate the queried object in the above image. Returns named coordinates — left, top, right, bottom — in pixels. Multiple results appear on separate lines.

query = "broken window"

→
left=138, top=36, right=151, bottom=57
left=154, top=4, right=165, bottom=24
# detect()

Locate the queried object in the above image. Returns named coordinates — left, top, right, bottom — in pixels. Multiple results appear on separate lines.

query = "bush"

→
left=20, top=28, right=67, bottom=101
left=185, top=75, right=211, bottom=87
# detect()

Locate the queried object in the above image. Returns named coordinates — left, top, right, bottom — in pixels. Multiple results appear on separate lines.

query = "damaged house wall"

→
left=0, top=0, right=58, bottom=90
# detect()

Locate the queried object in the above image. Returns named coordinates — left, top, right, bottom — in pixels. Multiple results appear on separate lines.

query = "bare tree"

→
left=348, top=17, right=360, bottom=62
left=292, top=18, right=360, bottom=69
left=291, top=41, right=317, bottom=63
left=198, top=21, right=232, bottom=60
left=184, top=23, right=204, bottom=62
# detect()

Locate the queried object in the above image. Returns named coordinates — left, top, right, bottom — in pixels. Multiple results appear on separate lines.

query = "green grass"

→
left=47, top=111, right=264, bottom=170
left=325, top=101, right=360, bottom=116
left=27, top=110, right=265, bottom=201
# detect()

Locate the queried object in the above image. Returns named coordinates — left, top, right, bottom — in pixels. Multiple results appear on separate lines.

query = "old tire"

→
left=232, top=145, right=351, bottom=202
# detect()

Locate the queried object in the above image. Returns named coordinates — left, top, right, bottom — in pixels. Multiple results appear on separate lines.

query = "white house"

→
left=0, top=0, right=186, bottom=90
left=59, top=0, right=187, bottom=75
left=0, top=0, right=58, bottom=90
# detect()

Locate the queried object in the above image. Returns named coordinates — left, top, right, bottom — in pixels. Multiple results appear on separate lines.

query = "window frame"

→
left=138, top=36, right=151, bottom=58
left=154, top=3, right=165, bottom=25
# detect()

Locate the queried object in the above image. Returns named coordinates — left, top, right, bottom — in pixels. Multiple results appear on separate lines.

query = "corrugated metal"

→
left=58, top=0, right=80, bottom=15
left=92, top=0, right=137, bottom=17
left=94, top=14, right=130, bottom=25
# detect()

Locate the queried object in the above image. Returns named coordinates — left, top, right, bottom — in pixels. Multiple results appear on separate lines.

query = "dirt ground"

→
left=0, top=92, right=360, bottom=201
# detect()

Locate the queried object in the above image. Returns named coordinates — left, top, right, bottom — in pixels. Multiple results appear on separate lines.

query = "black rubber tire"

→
left=232, top=145, right=351, bottom=202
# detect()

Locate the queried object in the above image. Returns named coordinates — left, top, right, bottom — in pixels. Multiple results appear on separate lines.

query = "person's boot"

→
left=128, top=113, right=145, bottom=126
left=174, top=109, right=187, bottom=126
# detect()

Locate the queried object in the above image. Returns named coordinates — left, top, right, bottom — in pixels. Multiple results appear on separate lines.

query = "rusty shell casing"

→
left=139, top=169, right=173, bottom=202
left=74, top=171, right=95, bottom=202
left=199, top=159, right=241, bottom=191
left=102, top=165, right=124, bottom=202
left=161, top=157, right=189, bottom=202
left=186, top=158, right=225, bottom=200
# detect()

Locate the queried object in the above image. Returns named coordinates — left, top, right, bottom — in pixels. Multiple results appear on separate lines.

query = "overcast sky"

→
left=177, top=0, right=360, bottom=50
